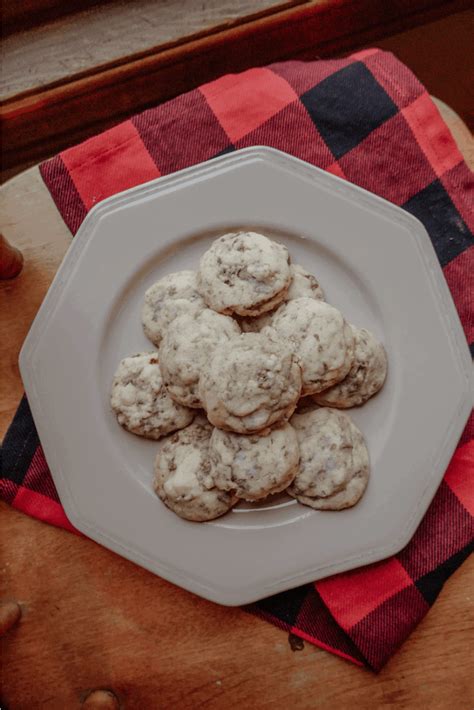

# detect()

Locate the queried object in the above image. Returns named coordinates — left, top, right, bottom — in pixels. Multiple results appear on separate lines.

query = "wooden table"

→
left=1, top=100, right=473, bottom=709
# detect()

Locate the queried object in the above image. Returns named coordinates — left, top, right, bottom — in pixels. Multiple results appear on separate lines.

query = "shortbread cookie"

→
left=159, top=309, right=240, bottom=408
left=154, top=416, right=237, bottom=521
left=314, top=326, right=387, bottom=408
left=240, top=264, right=324, bottom=333
left=142, top=271, right=206, bottom=346
left=271, top=298, right=354, bottom=394
left=110, top=352, right=194, bottom=439
left=209, top=423, right=299, bottom=501
left=197, top=232, right=291, bottom=316
left=288, top=406, right=369, bottom=510
left=199, top=330, right=302, bottom=434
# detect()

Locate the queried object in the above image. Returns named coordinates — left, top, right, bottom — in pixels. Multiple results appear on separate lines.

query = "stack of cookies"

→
left=111, top=232, right=387, bottom=522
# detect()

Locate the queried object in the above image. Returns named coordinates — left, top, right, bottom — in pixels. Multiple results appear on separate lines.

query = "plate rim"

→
left=19, top=146, right=473, bottom=605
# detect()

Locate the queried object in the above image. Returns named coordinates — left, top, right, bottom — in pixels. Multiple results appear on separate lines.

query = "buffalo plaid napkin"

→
left=1, top=49, right=473, bottom=671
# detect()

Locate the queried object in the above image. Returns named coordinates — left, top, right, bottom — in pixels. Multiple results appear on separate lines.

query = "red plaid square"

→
left=13, top=487, right=77, bottom=533
left=61, top=120, right=160, bottom=210
left=200, top=68, right=298, bottom=143
left=326, top=162, right=347, bottom=179
left=316, top=558, right=412, bottom=629
left=402, top=93, right=464, bottom=178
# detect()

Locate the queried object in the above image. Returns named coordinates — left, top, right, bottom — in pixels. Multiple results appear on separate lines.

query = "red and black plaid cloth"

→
left=1, top=49, right=473, bottom=671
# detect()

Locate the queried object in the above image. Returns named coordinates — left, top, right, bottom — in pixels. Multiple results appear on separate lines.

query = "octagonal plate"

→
left=20, top=147, right=472, bottom=605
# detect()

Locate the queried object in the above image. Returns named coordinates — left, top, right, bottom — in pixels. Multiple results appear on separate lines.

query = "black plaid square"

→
left=1, top=395, right=40, bottom=486
left=403, top=179, right=473, bottom=266
left=253, top=584, right=313, bottom=625
left=301, top=62, right=398, bottom=159
left=416, top=544, right=473, bottom=605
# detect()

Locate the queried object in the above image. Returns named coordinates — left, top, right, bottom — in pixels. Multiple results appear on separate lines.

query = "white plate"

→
left=20, top=147, right=472, bottom=606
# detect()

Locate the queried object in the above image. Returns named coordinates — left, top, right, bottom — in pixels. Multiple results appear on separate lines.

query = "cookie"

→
left=314, top=326, right=387, bottom=408
left=238, top=311, right=274, bottom=334
left=110, top=352, right=194, bottom=439
left=298, top=468, right=369, bottom=510
left=154, top=416, right=237, bottom=521
left=288, top=406, right=369, bottom=510
left=271, top=298, right=354, bottom=394
left=142, top=270, right=206, bottom=346
left=199, top=329, right=302, bottom=434
left=197, top=232, right=291, bottom=316
left=209, top=423, right=300, bottom=501
left=159, top=309, right=240, bottom=408
left=240, top=264, right=324, bottom=333
left=287, top=264, right=324, bottom=301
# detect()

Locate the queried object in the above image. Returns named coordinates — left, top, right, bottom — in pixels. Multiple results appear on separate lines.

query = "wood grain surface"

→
left=1, top=503, right=473, bottom=709
left=1, top=0, right=302, bottom=98
left=2, top=0, right=113, bottom=35
left=0, top=101, right=473, bottom=709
